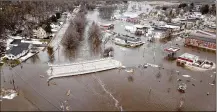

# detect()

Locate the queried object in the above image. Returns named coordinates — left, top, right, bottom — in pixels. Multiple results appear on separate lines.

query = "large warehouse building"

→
left=184, top=30, right=216, bottom=51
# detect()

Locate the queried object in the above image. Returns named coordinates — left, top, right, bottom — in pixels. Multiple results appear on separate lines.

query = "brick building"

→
left=184, top=30, right=216, bottom=51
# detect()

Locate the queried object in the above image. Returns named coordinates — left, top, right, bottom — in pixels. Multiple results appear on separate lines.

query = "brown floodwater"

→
left=1, top=1, right=216, bottom=111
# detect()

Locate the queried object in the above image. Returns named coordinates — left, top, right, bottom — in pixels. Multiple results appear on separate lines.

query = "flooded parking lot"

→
left=1, top=1, right=216, bottom=111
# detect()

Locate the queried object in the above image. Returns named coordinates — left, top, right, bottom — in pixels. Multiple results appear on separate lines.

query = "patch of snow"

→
left=0, top=89, right=18, bottom=100
left=20, top=52, right=36, bottom=62
left=8, top=35, right=23, bottom=39
left=125, top=68, right=134, bottom=73
left=21, top=40, right=44, bottom=45
left=147, top=63, right=159, bottom=68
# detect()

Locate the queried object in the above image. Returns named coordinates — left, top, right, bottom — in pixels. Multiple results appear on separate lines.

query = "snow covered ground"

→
left=20, top=52, right=38, bottom=62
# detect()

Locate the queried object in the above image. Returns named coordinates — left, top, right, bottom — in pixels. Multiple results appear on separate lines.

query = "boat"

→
left=178, top=83, right=187, bottom=93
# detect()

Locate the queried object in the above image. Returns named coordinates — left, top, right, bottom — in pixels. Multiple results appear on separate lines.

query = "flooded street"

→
left=1, top=1, right=216, bottom=111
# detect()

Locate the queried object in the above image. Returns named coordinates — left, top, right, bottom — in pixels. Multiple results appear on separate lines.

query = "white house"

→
left=33, top=27, right=47, bottom=39
left=5, top=39, right=32, bottom=60
left=125, top=26, right=137, bottom=33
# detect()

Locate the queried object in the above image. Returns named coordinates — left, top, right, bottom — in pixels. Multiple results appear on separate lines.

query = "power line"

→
left=10, top=68, right=61, bottom=111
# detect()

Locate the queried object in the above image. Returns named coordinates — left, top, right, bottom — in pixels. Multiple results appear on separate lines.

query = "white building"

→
left=33, top=27, right=47, bottom=39
left=5, top=39, right=31, bottom=60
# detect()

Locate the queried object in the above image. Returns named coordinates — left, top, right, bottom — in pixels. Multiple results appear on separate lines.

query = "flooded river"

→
left=1, top=1, right=216, bottom=111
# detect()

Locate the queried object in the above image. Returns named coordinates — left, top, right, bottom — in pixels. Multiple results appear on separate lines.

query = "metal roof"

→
left=115, top=35, right=141, bottom=42
left=188, top=30, right=216, bottom=43
left=6, top=43, right=30, bottom=56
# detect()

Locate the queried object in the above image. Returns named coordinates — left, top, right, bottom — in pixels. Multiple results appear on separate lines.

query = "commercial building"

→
left=184, top=30, right=216, bottom=51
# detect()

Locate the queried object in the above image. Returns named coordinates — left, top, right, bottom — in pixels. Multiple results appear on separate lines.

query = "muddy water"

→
left=1, top=1, right=216, bottom=111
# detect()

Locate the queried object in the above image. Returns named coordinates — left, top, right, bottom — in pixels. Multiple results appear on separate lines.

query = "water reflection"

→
left=127, top=75, right=134, bottom=82
left=63, top=48, right=77, bottom=61
left=47, top=46, right=55, bottom=63
left=156, top=71, right=161, bottom=79
left=30, top=54, right=40, bottom=64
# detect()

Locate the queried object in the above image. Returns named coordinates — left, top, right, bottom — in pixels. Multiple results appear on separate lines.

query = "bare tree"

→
left=73, top=12, right=86, bottom=38
left=86, top=3, right=96, bottom=11
left=103, top=47, right=114, bottom=57
left=62, top=24, right=80, bottom=50
left=88, top=22, right=102, bottom=50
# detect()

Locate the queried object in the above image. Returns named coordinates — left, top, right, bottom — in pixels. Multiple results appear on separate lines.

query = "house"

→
left=184, top=30, right=216, bottom=51
left=5, top=39, right=31, bottom=60
left=125, top=26, right=137, bottom=33
left=177, top=53, right=199, bottom=65
left=33, top=27, right=47, bottom=39
left=180, top=17, right=201, bottom=29
left=167, top=23, right=185, bottom=31
left=50, top=23, right=60, bottom=32
left=99, top=23, right=114, bottom=30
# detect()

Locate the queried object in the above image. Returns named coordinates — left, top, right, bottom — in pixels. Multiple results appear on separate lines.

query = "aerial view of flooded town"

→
left=0, top=0, right=216, bottom=111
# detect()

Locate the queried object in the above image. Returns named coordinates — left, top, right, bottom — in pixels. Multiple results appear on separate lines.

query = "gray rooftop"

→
left=6, top=43, right=30, bottom=56
left=188, top=30, right=216, bottom=43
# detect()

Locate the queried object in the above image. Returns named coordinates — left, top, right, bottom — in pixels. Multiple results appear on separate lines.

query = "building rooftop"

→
left=6, top=43, right=30, bottom=56
left=10, top=39, right=21, bottom=45
left=115, top=35, right=141, bottom=42
left=179, top=53, right=199, bottom=60
left=188, top=30, right=216, bottom=43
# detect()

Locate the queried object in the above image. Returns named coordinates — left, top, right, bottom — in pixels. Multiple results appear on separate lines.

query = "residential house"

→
left=99, top=23, right=114, bottom=30
left=184, top=30, right=216, bottom=51
left=33, top=27, right=47, bottom=39
left=5, top=39, right=32, bottom=60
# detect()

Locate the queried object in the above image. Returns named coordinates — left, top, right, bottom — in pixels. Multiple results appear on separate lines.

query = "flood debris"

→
left=66, top=90, right=71, bottom=96
left=209, top=83, right=215, bottom=86
left=125, top=68, right=134, bottom=73
left=127, top=75, right=134, bottom=82
left=192, top=84, right=195, bottom=86
left=0, top=88, right=18, bottom=100
left=186, top=79, right=191, bottom=82
left=178, top=98, right=185, bottom=110
left=177, top=79, right=182, bottom=81
left=167, top=88, right=171, bottom=93
left=51, top=82, right=57, bottom=85
left=120, top=66, right=126, bottom=69
left=178, top=83, right=187, bottom=93
left=143, top=64, right=148, bottom=68
left=60, top=102, right=64, bottom=111
left=182, top=75, right=191, bottom=78
left=66, top=106, right=70, bottom=111
left=156, top=72, right=161, bottom=79
left=176, top=70, right=180, bottom=75
left=147, top=63, right=159, bottom=68
left=40, top=75, right=45, bottom=78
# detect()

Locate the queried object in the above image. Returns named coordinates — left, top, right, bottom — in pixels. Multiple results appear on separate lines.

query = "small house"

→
left=177, top=53, right=199, bottom=65
left=99, top=23, right=114, bottom=30
left=33, top=27, right=47, bottom=39
left=5, top=39, right=31, bottom=60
